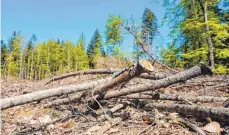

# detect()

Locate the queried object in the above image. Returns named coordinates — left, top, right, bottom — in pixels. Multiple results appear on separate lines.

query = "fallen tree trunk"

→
left=92, top=61, right=150, bottom=94
left=47, top=64, right=211, bottom=107
left=100, top=64, right=212, bottom=100
left=121, top=93, right=228, bottom=103
left=0, top=77, right=113, bottom=110
left=144, top=103, right=229, bottom=122
left=45, top=60, right=153, bottom=107
left=138, top=72, right=170, bottom=80
left=44, top=92, right=85, bottom=107
left=45, top=68, right=120, bottom=84
left=1, top=60, right=153, bottom=109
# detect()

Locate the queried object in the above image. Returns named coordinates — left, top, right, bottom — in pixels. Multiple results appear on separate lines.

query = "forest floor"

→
left=1, top=72, right=229, bottom=135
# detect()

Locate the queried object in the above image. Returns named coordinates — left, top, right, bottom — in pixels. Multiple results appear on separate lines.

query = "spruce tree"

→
left=141, top=8, right=158, bottom=58
left=87, top=29, right=103, bottom=68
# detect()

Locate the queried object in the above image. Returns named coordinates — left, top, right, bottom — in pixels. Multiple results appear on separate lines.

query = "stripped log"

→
left=144, top=103, right=229, bottom=122
left=121, top=93, right=228, bottom=103
left=99, top=64, right=211, bottom=100
left=45, top=68, right=120, bottom=84
left=0, top=77, right=113, bottom=110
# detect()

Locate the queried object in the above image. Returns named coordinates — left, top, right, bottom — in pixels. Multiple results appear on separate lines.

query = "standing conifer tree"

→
left=87, top=29, right=103, bottom=68
left=141, top=8, right=158, bottom=59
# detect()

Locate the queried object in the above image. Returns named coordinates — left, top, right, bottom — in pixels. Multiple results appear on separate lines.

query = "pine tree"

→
left=1, top=40, right=9, bottom=75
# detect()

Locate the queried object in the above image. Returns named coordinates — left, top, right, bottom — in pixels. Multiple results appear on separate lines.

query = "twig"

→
left=14, top=113, right=84, bottom=135
left=179, top=119, right=206, bottom=135
left=138, top=109, right=158, bottom=135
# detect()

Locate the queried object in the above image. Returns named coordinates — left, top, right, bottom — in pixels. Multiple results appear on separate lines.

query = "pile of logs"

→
left=1, top=59, right=229, bottom=134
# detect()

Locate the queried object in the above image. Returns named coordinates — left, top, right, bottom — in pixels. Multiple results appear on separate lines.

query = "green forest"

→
left=1, top=0, right=229, bottom=80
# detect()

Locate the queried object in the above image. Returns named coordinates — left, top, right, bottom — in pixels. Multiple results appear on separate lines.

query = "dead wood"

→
left=138, top=72, right=170, bottom=80
left=44, top=92, right=84, bottom=107
left=0, top=77, right=113, bottom=110
left=94, top=117, right=122, bottom=135
left=92, top=62, right=148, bottom=95
left=97, top=102, right=130, bottom=116
left=179, top=119, right=206, bottom=135
left=45, top=68, right=120, bottom=84
left=99, top=64, right=211, bottom=100
left=121, top=93, right=228, bottom=103
left=14, top=113, right=85, bottom=135
left=44, top=61, right=151, bottom=107
left=144, top=103, right=229, bottom=122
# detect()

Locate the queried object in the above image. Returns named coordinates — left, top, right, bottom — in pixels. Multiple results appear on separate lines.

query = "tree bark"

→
left=0, top=77, right=113, bottom=110
left=44, top=63, right=150, bottom=107
left=44, top=92, right=84, bottom=107
left=45, top=68, right=120, bottom=84
left=198, top=0, right=215, bottom=69
left=144, top=103, right=229, bottom=122
left=92, top=63, right=147, bottom=95
left=46, top=68, right=169, bottom=85
left=139, top=72, right=170, bottom=80
left=100, top=64, right=211, bottom=100
left=121, top=93, right=228, bottom=103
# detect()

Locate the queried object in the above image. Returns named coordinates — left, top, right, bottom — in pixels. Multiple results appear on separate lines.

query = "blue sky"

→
left=2, top=0, right=170, bottom=56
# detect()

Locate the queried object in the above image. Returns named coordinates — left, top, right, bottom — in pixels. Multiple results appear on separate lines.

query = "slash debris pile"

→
left=1, top=59, right=229, bottom=135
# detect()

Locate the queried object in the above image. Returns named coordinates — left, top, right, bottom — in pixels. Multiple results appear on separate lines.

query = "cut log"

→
left=44, top=61, right=151, bottom=107
left=92, top=61, right=149, bottom=95
left=0, top=77, right=113, bottom=110
left=144, top=103, right=229, bottom=122
left=100, top=64, right=211, bottom=100
left=45, top=68, right=120, bottom=84
left=121, top=93, right=228, bottom=103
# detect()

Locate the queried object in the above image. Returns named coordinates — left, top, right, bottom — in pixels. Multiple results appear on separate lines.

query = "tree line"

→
left=1, top=7, right=158, bottom=80
left=1, top=2, right=229, bottom=80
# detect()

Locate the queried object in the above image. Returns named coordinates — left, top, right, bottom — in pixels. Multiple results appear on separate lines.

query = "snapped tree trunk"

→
left=99, top=64, right=211, bottom=100
left=144, top=103, right=229, bottom=122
